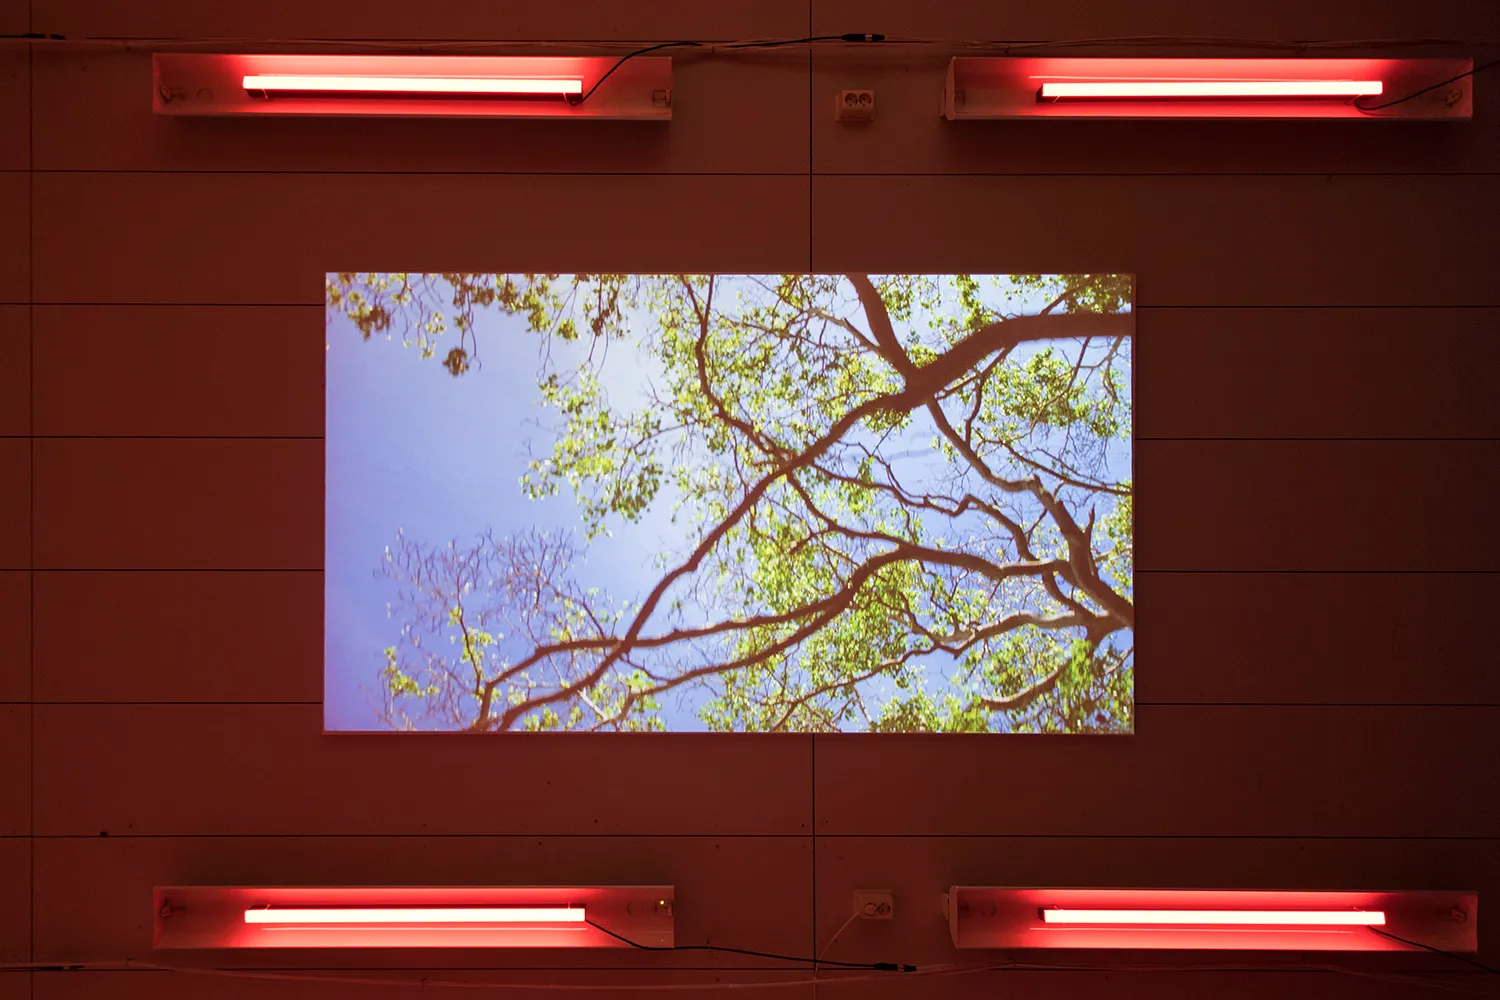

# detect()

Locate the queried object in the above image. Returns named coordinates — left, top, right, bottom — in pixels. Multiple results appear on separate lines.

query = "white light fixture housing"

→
left=154, top=886, right=675, bottom=948
left=943, top=57, right=1474, bottom=119
left=153, top=54, right=673, bottom=119
left=943, top=887, right=1478, bottom=951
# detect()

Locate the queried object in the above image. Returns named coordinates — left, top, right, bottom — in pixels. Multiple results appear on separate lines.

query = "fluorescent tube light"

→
left=1040, top=908, right=1386, bottom=926
left=245, top=906, right=586, bottom=925
left=1038, top=79, right=1382, bottom=100
left=242, top=74, right=584, bottom=97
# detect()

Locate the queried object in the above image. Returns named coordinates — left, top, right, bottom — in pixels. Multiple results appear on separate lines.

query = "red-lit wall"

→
left=3, top=2, right=1499, bottom=998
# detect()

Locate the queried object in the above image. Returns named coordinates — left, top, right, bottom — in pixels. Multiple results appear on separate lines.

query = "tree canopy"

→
left=327, top=272, right=1134, bottom=733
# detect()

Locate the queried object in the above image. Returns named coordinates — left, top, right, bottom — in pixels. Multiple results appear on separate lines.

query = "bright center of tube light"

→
left=1040, top=908, right=1386, bottom=926
left=1038, top=80, right=1383, bottom=99
left=241, top=75, right=585, bottom=96
left=245, top=907, right=587, bottom=924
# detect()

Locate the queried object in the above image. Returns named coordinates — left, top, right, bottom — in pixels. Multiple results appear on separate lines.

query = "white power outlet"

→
left=853, top=889, right=894, bottom=919
left=836, top=89, right=875, bottom=122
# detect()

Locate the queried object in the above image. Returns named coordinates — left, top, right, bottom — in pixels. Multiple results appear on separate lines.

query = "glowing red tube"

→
left=242, top=74, right=584, bottom=97
left=1040, top=908, right=1385, bottom=926
left=245, top=906, right=586, bottom=925
left=1038, top=79, right=1382, bottom=100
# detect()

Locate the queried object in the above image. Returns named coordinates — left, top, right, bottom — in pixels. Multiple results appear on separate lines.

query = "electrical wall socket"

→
left=853, top=889, right=894, bottom=919
left=836, top=89, right=875, bottom=122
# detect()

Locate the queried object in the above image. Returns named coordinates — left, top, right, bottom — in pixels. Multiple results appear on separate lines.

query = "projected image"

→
left=325, top=273, right=1134, bottom=733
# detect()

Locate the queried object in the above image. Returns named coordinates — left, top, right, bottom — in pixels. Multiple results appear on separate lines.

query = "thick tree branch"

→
left=846, top=274, right=917, bottom=377
left=972, top=665, right=1066, bottom=712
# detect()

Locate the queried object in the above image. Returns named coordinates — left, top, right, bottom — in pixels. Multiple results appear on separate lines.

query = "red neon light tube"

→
left=245, top=906, right=586, bottom=925
left=242, top=74, right=584, bottom=97
left=1041, top=908, right=1385, bottom=926
left=1038, top=80, right=1382, bottom=101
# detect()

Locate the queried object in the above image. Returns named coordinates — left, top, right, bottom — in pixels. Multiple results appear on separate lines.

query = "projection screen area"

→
left=324, top=273, right=1135, bottom=733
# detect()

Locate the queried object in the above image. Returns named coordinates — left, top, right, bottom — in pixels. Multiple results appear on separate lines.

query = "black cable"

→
left=566, top=40, right=704, bottom=106
left=724, top=34, right=886, bottom=49
left=584, top=919, right=917, bottom=972
left=1355, top=55, right=1500, bottom=111
left=1367, top=926, right=1500, bottom=976
left=566, top=33, right=885, bottom=105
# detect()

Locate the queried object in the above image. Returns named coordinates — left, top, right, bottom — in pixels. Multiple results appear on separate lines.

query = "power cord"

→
left=565, top=34, right=886, bottom=106
left=565, top=40, right=704, bottom=106
left=1368, top=926, right=1500, bottom=976
left=1355, top=54, right=1500, bottom=110
left=813, top=912, right=862, bottom=973
left=583, top=918, right=917, bottom=972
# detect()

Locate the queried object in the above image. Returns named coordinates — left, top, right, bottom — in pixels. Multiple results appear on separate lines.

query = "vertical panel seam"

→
left=27, top=11, right=36, bottom=990
left=809, top=10, right=818, bottom=982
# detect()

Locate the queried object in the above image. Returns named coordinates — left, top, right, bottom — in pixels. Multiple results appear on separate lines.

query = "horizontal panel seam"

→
left=20, top=169, right=1500, bottom=177
left=17, top=303, right=1500, bottom=310
left=12, top=568, right=1500, bottom=574
left=12, top=701, right=1500, bottom=708
left=15, top=303, right=1500, bottom=310
left=20, top=833, right=1500, bottom=841
left=11, top=435, right=1500, bottom=442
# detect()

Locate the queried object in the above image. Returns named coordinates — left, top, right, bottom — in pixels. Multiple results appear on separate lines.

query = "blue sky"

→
left=325, top=275, right=1132, bottom=732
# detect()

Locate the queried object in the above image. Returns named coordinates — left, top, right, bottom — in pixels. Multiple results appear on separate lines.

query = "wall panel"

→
left=32, top=50, right=810, bottom=175
left=0, top=172, right=26, bottom=304
left=1135, top=307, right=1500, bottom=439
left=813, top=706, right=1500, bottom=837
left=32, top=306, right=322, bottom=438
left=0, top=44, right=26, bottom=172
left=34, top=835, right=812, bottom=968
left=0, top=836, right=28, bottom=962
left=810, top=175, right=1500, bottom=307
left=1135, top=440, right=1500, bottom=571
left=32, top=438, right=321, bottom=569
left=32, top=173, right=812, bottom=305
left=0, top=705, right=29, bottom=835
left=0, top=572, right=29, bottom=702
left=33, top=571, right=320, bottom=703
left=1137, top=572, right=1500, bottom=705
left=33, top=704, right=811, bottom=836
left=0, top=305, right=26, bottom=434
left=0, top=438, right=28, bottom=570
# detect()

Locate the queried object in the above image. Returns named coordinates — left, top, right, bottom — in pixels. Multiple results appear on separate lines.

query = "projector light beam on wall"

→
left=154, top=55, right=672, bottom=119
left=154, top=887, right=673, bottom=948
left=944, top=58, right=1473, bottom=119
left=944, top=888, right=1477, bottom=951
